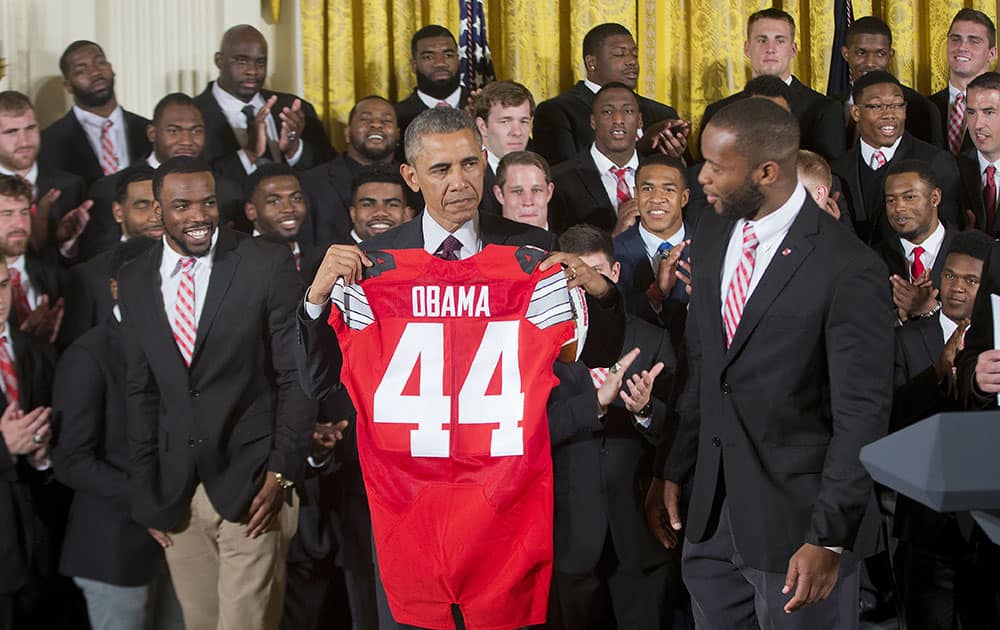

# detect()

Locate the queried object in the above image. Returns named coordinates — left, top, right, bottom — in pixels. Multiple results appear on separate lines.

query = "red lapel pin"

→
left=781, top=248, right=792, bottom=256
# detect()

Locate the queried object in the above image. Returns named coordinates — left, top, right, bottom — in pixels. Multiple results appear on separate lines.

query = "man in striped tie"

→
left=658, top=98, right=892, bottom=629
left=117, top=156, right=313, bottom=630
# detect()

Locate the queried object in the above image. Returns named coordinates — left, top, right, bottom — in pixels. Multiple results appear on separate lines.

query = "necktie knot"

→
left=611, top=166, right=632, bottom=204
left=179, top=257, right=196, bottom=275
left=435, top=235, right=463, bottom=261
left=656, top=241, right=673, bottom=255
left=101, top=119, right=113, bottom=132
left=611, top=166, right=629, bottom=182
left=911, top=246, right=926, bottom=280
left=741, top=223, right=760, bottom=251
left=988, top=165, right=996, bottom=179
left=871, top=150, right=887, bottom=170
left=242, top=104, right=256, bottom=126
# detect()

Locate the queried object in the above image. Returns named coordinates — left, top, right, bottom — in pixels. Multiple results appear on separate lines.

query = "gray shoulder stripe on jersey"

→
left=527, top=291, right=572, bottom=320
left=527, top=304, right=574, bottom=328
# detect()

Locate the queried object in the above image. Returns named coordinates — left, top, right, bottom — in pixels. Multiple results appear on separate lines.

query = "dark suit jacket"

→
left=699, top=76, right=846, bottom=161
left=61, top=249, right=113, bottom=344
left=551, top=316, right=674, bottom=573
left=957, top=152, right=1000, bottom=237
left=958, top=241, right=1000, bottom=408
left=35, top=166, right=87, bottom=249
left=480, top=164, right=500, bottom=216
left=39, top=109, right=151, bottom=187
left=0, top=327, right=56, bottom=593
left=832, top=132, right=962, bottom=244
left=295, top=212, right=626, bottom=401
left=299, top=155, right=359, bottom=249
left=118, top=228, right=314, bottom=530
left=663, top=197, right=892, bottom=572
left=193, top=82, right=333, bottom=176
left=930, top=88, right=976, bottom=158
left=532, top=81, right=679, bottom=167
left=834, top=85, right=943, bottom=148
left=52, top=317, right=163, bottom=586
left=874, top=224, right=957, bottom=288
left=8, top=249, right=65, bottom=334
left=548, top=150, right=617, bottom=234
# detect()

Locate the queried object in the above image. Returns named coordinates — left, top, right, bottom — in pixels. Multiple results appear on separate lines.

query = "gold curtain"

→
left=302, top=0, right=996, bottom=151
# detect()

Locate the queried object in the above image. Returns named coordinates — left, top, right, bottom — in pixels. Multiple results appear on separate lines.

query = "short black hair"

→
left=743, top=75, right=792, bottom=101
left=845, top=16, right=892, bottom=47
left=635, top=154, right=688, bottom=189
left=850, top=69, right=902, bottom=103
left=348, top=95, right=394, bottom=124
left=885, top=158, right=940, bottom=191
left=351, top=163, right=407, bottom=201
left=707, top=98, right=799, bottom=168
left=558, top=224, right=615, bottom=264
left=153, top=93, right=198, bottom=125
left=114, top=164, right=155, bottom=205
left=592, top=81, right=638, bottom=112
left=968, top=71, right=1000, bottom=94
left=411, top=25, right=455, bottom=57
left=582, top=23, right=633, bottom=62
left=59, top=40, right=105, bottom=77
left=951, top=8, right=997, bottom=48
left=110, top=236, right=157, bottom=280
left=945, top=229, right=994, bottom=263
left=152, top=156, right=214, bottom=201
left=244, top=163, right=299, bottom=200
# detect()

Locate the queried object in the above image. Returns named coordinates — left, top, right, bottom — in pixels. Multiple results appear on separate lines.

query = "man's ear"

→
left=400, top=163, right=421, bottom=193
left=244, top=202, right=257, bottom=223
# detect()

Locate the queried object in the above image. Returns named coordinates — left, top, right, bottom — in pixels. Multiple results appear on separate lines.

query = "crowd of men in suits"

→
left=3, top=5, right=1000, bottom=630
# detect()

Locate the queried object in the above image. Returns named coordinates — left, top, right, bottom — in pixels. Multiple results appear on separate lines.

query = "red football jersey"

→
left=328, top=245, right=574, bottom=630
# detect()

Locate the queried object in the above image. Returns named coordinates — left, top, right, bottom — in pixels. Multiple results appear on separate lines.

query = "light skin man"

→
left=746, top=14, right=797, bottom=81
left=947, top=15, right=998, bottom=92
left=493, top=155, right=553, bottom=229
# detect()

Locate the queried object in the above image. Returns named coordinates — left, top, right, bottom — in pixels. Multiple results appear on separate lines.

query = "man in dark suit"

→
left=547, top=224, right=673, bottom=629
left=929, top=9, right=997, bottom=157
left=958, top=71, right=1000, bottom=236
left=877, top=160, right=958, bottom=323
left=660, top=98, right=891, bottom=627
left=194, top=25, right=332, bottom=182
left=297, top=107, right=626, bottom=629
left=699, top=9, right=846, bottom=162
left=39, top=40, right=151, bottom=187
left=533, top=23, right=685, bottom=167
left=299, top=96, right=402, bottom=249
left=549, top=83, right=641, bottom=235
left=395, top=25, right=470, bottom=141
left=833, top=71, right=962, bottom=244
left=474, top=81, right=534, bottom=217
left=833, top=17, right=943, bottom=147
left=891, top=230, right=998, bottom=629
left=53, top=237, right=184, bottom=630
left=118, top=156, right=314, bottom=630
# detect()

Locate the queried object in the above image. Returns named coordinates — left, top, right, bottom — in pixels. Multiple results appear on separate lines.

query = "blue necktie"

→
left=656, top=241, right=673, bottom=256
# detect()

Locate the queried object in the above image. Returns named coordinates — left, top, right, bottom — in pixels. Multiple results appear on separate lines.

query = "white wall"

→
left=1, top=0, right=303, bottom=127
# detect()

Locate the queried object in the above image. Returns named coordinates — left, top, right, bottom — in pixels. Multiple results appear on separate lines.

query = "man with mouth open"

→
left=117, top=156, right=313, bottom=630
left=832, top=71, right=961, bottom=245
left=956, top=71, right=1000, bottom=237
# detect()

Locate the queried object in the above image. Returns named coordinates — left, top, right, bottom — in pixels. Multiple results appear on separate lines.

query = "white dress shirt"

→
left=7, top=255, right=39, bottom=310
left=638, top=223, right=685, bottom=271
left=719, top=184, right=806, bottom=309
left=940, top=310, right=959, bottom=346
left=590, top=144, right=638, bottom=211
left=210, top=81, right=303, bottom=174
left=486, top=149, right=501, bottom=174
left=159, top=230, right=218, bottom=333
left=859, top=135, right=902, bottom=170
left=948, top=83, right=964, bottom=112
left=900, top=220, right=945, bottom=281
left=146, top=153, right=161, bottom=169
left=73, top=104, right=129, bottom=171
left=417, top=87, right=462, bottom=110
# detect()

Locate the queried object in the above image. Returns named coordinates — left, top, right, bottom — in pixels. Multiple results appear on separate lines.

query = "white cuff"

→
left=823, top=546, right=844, bottom=554
left=285, top=138, right=304, bottom=166
left=634, top=414, right=652, bottom=429
left=303, top=293, right=327, bottom=320
left=239, top=149, right=257, bottom=175
left=307, top=454, right=330, bottom=469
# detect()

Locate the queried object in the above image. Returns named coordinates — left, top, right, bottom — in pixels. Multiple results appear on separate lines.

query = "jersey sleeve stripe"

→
left=530, top=271, right=567, bottom=297
left=526, top=290, right=573, bottom=321
left=526, top=303, right=574, bottom=329
left=331, top=280, right=374, bottom=330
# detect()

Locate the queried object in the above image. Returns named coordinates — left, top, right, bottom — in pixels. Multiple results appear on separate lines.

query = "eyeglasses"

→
left=859, top=102, right=906, bottom=113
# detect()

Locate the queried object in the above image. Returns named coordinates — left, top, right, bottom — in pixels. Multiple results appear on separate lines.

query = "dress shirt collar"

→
left=781, top=75, right=793, bottom=86
left=737, top=183, right=807, bottom=253
left=860, top=135, right=903, bottom=167
left=251, top=229, right=300, bottom=256
left=900, top=220, right=945, bottom=259
left=977, top=151, right=1000, bottom=177
left=0, top=162, right=37, bottom=188
left=350, top=229, right=363, bottom=244
left=417, top=87, right=462, bottom=110
left=113, top=304, right=122, bottom=323
left=146, top=153, right=161, bottom=169
left=940, top=310, right=959, bottom=345
left=160, top=229, right=219, bottom=277
left=211, top=80, right=265, bottom=124
left=949, top=83, right=964, bottom=103
left=638, top=222, right=684, bottom=260
left=590, top=143, right=638, bottom=174
left=72, top=104, right=125, bottom=133
left=583, top=79, right=602, bottom=94
left=486, top=148, right=501, bottom=174
left=421, top=209, right=480, bottom=258
left=7, top=254, right=27, bottom=280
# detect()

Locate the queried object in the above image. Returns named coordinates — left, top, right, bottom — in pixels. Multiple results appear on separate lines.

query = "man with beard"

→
left=300, top=95, right=410, bottom=248
left=40, top=40, right=151, bottom=187
left=395, top=25, right=469, bottom=140
left=658, top=98, right=891, bottom=628
left=195, top=25, right=332, bottom=181
left=118, top=156, right=313, bottom=630
left=347, top=164, right=415, bottom=245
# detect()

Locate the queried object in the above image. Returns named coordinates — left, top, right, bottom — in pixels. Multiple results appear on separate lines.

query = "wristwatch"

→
left=272, top=471, right=294, bottom=490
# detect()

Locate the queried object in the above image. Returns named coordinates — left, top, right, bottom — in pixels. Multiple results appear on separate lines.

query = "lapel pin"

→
left=781, top=247, right=792, bottom=256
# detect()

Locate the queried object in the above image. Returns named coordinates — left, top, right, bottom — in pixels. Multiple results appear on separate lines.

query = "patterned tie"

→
left=8, top=268, right=31, bottom=323
left=985, top=165, right=997, bottom=233
left=293, top=249, right=302, bottom=271
left=611, top=166, right=632, bottom=205
left=948, top=93, right=966, bottom=155
left=589, top=367, right=609, bottom=389
left=435, top=235, right=463, bottom=261
left=870, top=150, right=887, bottom=170
left=910, top=246, right=926, bottom=281
left=722, top=223, right=759, bottom=348
left=99, top=119, right=118, bottom=175
left=173, top=257, right=197, bottom=366
left=0, top=337, right=18, bottom=405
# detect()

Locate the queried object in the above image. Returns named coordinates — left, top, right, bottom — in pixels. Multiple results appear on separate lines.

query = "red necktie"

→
left=0, top=337, right=19, bottom=405
left=434, top=235, right=462, bottom=261
left=100, top=119, right=119, bottom=175
left=911, top=246, right=926, bottom=281
left=611, top=166, right=632, bottom=205
left=985, top=165, right=997, bottom=233
left=870, top=150, right=887, bottom=170
left=723, top=223, right=759, bottom=347
left=293, top=250, right=301, bottom=271
left=8, top=268, right=31, bottom=323
left=948, top=93, right=966, bottom=155
left=173, top=257, right=197, bottom=366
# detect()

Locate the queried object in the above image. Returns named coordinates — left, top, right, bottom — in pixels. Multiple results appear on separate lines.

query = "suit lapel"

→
left=139, top=243, right=188, bottom=369
left=918, top=317, right=945, bottom=361
left=699, top=213, right=736, bottom=355
left=579, top=152, right=616, bottom=222
left=724, top=202, right=818, bottom=367
left=192, top=229, right=239, bottom=359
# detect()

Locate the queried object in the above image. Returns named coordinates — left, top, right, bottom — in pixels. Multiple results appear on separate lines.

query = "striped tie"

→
left=948, top=93, right=965, bottom=155
left=0, top=338, right=18, bottom=405
left=589, top=367, right=609, bottom=389
left=173, top=257, right=197, bottom=366
left=870, top=150, right=886, bottom=170
left=100, top=119, right=119, bottom=175
left=722, top=223, right=759, bottom=348
left=611, top=166, right=632, bottom=205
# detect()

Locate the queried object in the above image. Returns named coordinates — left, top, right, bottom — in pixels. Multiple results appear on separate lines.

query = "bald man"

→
left=194, top=25, right=333, bottom=182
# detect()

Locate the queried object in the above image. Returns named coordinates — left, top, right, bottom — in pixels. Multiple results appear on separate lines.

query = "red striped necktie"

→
left=722, top=223, right=759, bottom=347
left=173, top=257, right=197, bottom=366
left=0, top=337, right=18, bottom=405
left=948, top=93, right=966, bottom=155
left=611, top=166, right=632, bottom=205
left=100, top=119, right=119, bottom=175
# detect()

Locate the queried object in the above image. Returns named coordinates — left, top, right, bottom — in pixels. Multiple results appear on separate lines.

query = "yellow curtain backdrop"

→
left=301, top=0, right=996, bottom=151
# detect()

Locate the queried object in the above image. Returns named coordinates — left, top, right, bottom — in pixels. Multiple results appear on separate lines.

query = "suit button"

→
left=721, top=383, right=732, bottom=394
left=712, top=436, right=722, bottom=447
left=189, top=389, right=200, bottom=398
left=601, top=448, right=609, bottom=456
left=187, top=438, right=195, bottom=447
